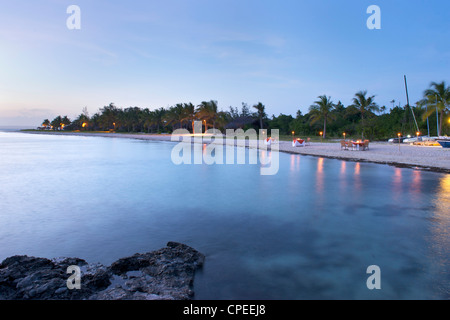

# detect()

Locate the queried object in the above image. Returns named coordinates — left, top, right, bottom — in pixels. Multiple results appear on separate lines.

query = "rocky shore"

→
left=0, top=242, right=205, bottom=300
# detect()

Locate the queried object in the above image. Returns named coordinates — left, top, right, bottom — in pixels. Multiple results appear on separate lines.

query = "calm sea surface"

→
left=0, top=131, right=448, bottom=299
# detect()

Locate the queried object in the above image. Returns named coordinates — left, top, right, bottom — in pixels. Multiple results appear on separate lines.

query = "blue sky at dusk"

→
left=0, top=0, right=448, bottom=126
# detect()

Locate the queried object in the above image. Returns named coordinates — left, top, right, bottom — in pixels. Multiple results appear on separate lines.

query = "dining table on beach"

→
left=292, top=139, right=305, bottom=147
left=352, top=141, right=364, bottom=150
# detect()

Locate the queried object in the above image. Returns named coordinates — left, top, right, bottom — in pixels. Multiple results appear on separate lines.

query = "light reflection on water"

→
left=0, top=132, right=449, bottom=300
left=429, top=175, right=450, bottom=297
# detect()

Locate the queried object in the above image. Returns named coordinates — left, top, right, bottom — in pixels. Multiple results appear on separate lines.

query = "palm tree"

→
left=151, top=107, right=166, bottom=133
left=99, top=103, right=121, bottom=130
left=164, top=104, right=185, bottom=131
left=252, top=102, right=267, bottom=130
left=74, top=113, right=90, bottom=130
left=141, top=108, right=153, bottom=133
left=61, top=116, right=71, bottom=126
left=42, top=119, right=50, bottom=128
left=196, top=100, right=219, bottom=131
left=351, top=90, right=379, bottom=138
left=174, top=103, right=186, bottom=129
left=215, top=111, right=230, bottom=131
left=309, top=95, right=335, bottom=139
left=418, top=81, right=449, bottom=136
left=181, top=103, right=196, bottom=133
left=123, top=107, right=142, bottom=132
left=50, top=116, right=63, bottom=130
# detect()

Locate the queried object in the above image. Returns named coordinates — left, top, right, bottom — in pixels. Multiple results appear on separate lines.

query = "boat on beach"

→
left=388, top=136, right=407, bottom=143
left=389, top=135, right=446, bottom=147
left=403, top=136, right=439, bottom=143
left=437, top=140, right=450, bottom=148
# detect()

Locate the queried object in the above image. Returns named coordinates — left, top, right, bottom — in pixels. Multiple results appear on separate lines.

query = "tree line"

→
left=41, top=81, right=449, bottom=141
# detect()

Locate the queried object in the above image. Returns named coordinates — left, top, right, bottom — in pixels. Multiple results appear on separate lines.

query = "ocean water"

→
left=0, top=131, right=448, bottom=299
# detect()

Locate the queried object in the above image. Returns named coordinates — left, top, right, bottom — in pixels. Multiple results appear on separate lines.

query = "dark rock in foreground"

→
left=0, top=242, right=205, bottom=300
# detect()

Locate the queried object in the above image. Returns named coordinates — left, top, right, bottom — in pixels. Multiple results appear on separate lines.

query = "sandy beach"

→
left=23, top=131, right=450, bottom=173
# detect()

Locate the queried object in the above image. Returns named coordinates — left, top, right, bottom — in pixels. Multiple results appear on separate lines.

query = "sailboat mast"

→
left=436, top=95, right=440, bottom=136
left=404, top=75, right=419, bottom=133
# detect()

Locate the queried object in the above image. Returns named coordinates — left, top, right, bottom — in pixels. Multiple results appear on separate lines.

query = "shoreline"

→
left=19, top=130, right=450, bottom=174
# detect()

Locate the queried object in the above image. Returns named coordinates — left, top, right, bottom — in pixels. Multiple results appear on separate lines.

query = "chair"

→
left=347, top=141, right=354, bottom=151
left=305, top=137, right=311, bottom=146
left=362, top=140, right=370, bottom=151
left=340, top=140, right=347, bottom=150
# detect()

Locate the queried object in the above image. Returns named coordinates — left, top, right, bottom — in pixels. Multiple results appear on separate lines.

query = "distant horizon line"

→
left=0, top=125, right=36, bottom=130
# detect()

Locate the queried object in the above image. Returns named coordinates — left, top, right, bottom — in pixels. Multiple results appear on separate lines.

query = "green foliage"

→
left=268, top=114, right=294, bottom=136
left=417, top=81, right=450, bottom=135
left=40, top=81, right=450, bottom=139
left=252, top=102, right=268, bottom=129
left=308, top=95, right=335, bottom=139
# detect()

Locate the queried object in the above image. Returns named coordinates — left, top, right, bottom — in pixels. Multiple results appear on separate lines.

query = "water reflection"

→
left=354, top=162, right=360, bottom=175
left=338, top=161, right=348, bottom=193
left=260, top=150, right=267, bottom=164
left=433, top=174, right=450, bottom=231
left=392, top=168, right=403, bottom=201
left=429, top=175, right=450, bottom=296
left=340, top=161, right=346, bottom=175
left=438, top=175, right=450, bottom=198
left=352, top=162, right=362, bottom=194
left=259, top=150, right=273, bottom=167
left=411, top=170, right=422, bottom=195
left=317, top=157, right=324, bottom=174
left=435, top=175, right=450, bottom=225
left=289, top=154, right=301, bottom=172
left=316, top=158, right=324, bottom=193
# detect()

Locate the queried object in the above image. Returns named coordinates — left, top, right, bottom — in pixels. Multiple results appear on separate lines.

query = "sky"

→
left=0, top=0, right=449, bottom=127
